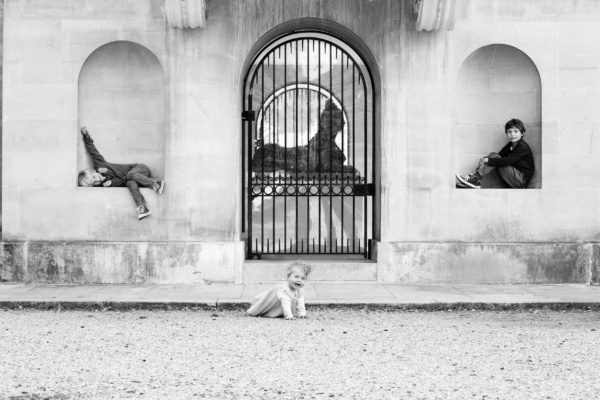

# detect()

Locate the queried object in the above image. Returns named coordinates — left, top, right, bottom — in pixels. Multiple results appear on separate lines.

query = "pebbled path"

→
left=1, top=308, right=599, bottom=400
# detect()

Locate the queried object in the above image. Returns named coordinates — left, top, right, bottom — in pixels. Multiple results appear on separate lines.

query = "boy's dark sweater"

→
left=486, top=139, right=535, bottom=183
left=82, top=134, right=138, bottom=187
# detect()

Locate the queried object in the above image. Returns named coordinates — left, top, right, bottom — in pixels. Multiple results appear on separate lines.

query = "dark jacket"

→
left=486, top=139, right=535, bottom=183
left=82, top=134, right=138, bottom=187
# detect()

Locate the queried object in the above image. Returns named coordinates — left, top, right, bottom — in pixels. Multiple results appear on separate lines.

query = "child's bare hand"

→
left=81, top=127, right=89, bottom=136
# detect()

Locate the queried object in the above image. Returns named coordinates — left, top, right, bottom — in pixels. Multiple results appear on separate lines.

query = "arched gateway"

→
left=242, top=31, right=375, bottom=259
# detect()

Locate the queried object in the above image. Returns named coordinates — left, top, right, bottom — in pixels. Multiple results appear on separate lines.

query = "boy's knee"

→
left=126, top=180, right=137, bottom=188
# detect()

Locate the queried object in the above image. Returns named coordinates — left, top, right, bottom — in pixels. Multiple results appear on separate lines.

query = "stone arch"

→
left=77, top=40, right=167, bottom=181
left=455, top=44, right=542, bottom=188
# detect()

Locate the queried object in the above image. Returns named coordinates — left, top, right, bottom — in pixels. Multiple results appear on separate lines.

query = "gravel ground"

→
left=0, top=308, right=599, bottom=400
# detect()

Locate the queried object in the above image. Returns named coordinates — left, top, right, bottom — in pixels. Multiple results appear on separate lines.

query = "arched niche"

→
left=77, top=41, right=167, bottom=181
left=455, top=44, right=542, bottom=188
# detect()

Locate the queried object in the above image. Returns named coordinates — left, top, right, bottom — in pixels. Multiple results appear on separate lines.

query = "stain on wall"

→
left=0, top=241, right=239, bottom=284
left=377, top=242, right=592, bottom=284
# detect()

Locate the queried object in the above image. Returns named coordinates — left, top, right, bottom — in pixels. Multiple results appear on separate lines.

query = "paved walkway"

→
left=1, top=283, right=600, bottom=309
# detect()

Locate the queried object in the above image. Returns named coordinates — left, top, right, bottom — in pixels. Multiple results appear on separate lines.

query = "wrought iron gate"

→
left=242, top=32, right=375, bottom=259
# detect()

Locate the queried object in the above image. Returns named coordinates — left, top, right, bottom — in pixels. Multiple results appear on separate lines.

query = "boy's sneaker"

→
left=137, top=205, right=151, bottom=220
left=456, top=174, right=481, bottom=189
left=153, top=181, right=165, bottom=195
left=455, top=179, right=469, bottom=188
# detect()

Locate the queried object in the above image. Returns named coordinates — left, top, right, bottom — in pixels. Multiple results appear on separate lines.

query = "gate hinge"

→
left=242, top=110, right=255, bottom=121
left=354, top=183, right=375, bottom=196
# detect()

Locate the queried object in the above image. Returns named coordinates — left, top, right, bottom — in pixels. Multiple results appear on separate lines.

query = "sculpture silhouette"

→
left=252, top=99, right=358, bottom=176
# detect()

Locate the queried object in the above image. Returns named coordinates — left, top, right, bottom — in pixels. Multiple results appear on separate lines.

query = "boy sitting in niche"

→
left=78, top=127, right=165, bottom=220
left=456, top=119, right=535, bottom=189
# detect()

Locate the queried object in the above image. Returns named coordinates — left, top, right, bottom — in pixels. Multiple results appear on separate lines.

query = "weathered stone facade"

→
left=2, top=0, right=600, bottom=284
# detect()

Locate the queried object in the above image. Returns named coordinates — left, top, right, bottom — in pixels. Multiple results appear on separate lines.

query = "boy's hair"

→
left=287, top=262, right=312, bottom=277
left=505, top=119, right=526, bottom=136
left=78, top=169, right=96, bottom=187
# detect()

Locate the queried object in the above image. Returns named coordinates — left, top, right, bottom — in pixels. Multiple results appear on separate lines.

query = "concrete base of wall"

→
left=376, top=242, right=596, bottom=284
left=1, top=241, right=597, bottom=285
left=0, top=241, right=245, bottom=284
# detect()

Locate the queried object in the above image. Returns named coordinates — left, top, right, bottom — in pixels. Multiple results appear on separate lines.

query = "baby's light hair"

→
left=287, top=262, right=312, bottom=277
left=78, top=169, right=96, bottom=187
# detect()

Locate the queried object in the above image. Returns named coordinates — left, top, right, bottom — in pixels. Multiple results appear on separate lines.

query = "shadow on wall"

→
left=77, top=41, right=167, bottom=183
left=455, top=44, right=542, bottom=188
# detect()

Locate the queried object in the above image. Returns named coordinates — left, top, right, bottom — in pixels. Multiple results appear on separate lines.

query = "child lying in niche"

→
left=78, top=127, right=166, bottom=220
left=456, top=118, right=535, bottom=189
left=247, top=262, right=312, bottom=320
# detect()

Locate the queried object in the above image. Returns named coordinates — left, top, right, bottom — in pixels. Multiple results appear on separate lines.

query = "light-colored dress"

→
left=247, top=282, right=306, bottom=318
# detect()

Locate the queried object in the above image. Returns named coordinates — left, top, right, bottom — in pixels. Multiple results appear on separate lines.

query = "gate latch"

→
left=354, top=183, right=375, bottom=196
left=242, top=110, right=255, bottom=121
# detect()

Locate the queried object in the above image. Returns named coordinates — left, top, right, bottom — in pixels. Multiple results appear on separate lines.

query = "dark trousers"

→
left=126, top=164, right=155, bottom=207
left=477, top=153, right=526, bottom=188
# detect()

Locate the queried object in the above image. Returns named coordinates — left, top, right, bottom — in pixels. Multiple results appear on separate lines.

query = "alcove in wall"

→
left=77, top=41, right=166, bottom=182
left=455, top=44, right=541, bottom=188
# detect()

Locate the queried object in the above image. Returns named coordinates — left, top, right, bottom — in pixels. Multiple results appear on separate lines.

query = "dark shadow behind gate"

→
left=242, top=31, right=375, bottom=259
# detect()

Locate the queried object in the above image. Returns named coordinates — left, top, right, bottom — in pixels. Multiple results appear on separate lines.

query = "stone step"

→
left=242, top=257, right=377, bottom=283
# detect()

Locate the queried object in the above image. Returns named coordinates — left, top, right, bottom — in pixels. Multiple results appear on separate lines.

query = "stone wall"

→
left=2, top=0, right=600, bottom=284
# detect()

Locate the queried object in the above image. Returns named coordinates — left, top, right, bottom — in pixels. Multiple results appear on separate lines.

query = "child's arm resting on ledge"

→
left=102, top=178, right=126, bottom=187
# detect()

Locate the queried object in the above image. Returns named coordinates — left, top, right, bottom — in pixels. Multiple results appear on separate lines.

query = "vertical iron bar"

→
left=329, top=42, right=333, bottom=254
left=272, top=52, right=276, bottom=253
left=340, top=52, right=344, bottom=253
left=306, top=39, right=311, bottom=253
left=363, top=72, right=368, bottom=258
left=283, top=43, right=288, bottom=254
left=261, top=63, right=265, bottom=255
left=295, top=40, right=299, bottom=253
left=246, top=92, right=253, bottom=259
left=352, top=65, right=356, bottom=253
left=318, top=40, right=322, bottom=253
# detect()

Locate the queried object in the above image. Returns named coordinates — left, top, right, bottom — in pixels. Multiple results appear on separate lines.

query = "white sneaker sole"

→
left=138, top=211, right=151, bottom=220
left=456, top=174, right=480, bottom=189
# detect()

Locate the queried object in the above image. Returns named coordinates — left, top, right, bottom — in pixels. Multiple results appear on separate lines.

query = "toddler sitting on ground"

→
left=247, top=262, right=312, bottom=320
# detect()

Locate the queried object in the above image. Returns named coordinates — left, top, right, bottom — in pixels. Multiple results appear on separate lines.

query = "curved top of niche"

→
left=79, top=40, right=166, bottom=92
left=457, top=44, right=541, bottom=93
